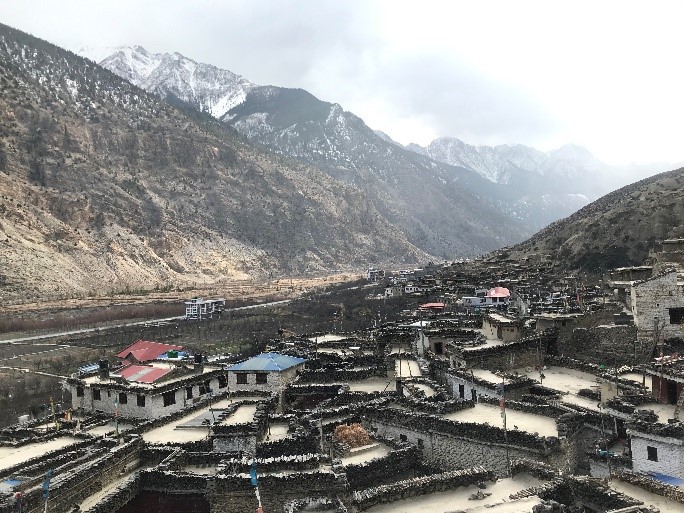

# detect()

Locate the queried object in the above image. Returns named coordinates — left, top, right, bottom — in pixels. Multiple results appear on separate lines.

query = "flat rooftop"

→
left=364, top=473, right=543, bottom=513
left=220, top=404, right=258, bottom=426
left=513, top=366, right=602, bottom=411
left=0, top=436, right=78, bottom=471
left=470, top=369, right=505, bottom=385
left=514, top=366, right=600, bottom=397
left=487, top=313, right=516, bottom=323
left=142, top=398, right=235, bottom=444
left=610, top=478, right=684, bottom=513
left=412, top=383, right=436, bottom=397
left=341, top=441, right=391, bottom=466
left=396, top=359, right=421, bottom=378
left=445, top=403, right=558, bottom=437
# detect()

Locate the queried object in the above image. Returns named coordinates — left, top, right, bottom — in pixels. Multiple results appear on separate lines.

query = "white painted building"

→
left=628, top=424, right=684, bottom=479
left=630, top=270, right=684, bottom=343
left=185, top=297, right=226, bottom=320
left=366, top=268, right=385, bottom=283
left=68, top=361, right=228, bottom=419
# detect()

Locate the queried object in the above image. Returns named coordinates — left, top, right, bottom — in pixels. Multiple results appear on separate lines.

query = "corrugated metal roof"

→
left=116, top=340, right=185, bottom=362
left=115, top=364, right=172, bottom=383
left=227, top=352, right=306, bottom=372
left=486, top=287, right=511, bottom=298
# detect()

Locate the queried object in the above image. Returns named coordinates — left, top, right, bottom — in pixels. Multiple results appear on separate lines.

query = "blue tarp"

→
left=648, top=472, right=684, bottom=486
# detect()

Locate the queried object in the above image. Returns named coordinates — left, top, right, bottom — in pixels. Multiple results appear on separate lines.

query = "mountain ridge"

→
left=0, top=23, right=429, bottom=300
left=93, top=45, right=659, bottom=239
left=500, top=167, right=684, bottom=271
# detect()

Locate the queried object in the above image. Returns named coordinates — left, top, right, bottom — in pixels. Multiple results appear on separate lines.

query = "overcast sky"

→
left=3, top=0, right=683, bottom=165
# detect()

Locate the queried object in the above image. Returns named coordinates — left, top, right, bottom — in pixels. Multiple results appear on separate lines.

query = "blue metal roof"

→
left=227, top=352, right=306, bottom=372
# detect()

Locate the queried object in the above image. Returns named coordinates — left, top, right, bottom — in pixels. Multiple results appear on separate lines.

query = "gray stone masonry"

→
left=352, top=467, right=495, bottom=511
left=365, top=408, right=561, bottom=477
left=568, top=325, right=640, bottom=365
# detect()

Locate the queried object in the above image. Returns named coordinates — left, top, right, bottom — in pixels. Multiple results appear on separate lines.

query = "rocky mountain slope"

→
left=91, top=46, right=532, bottom=257
left=0, top=24, right=429, bottom=301
left=500, top=167, right=684, bottom=271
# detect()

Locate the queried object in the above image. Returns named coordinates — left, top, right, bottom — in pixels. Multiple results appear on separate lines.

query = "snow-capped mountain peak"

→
left=93, top=45, right=256, bottom=119
left=411, top=137, right=605, bottom=185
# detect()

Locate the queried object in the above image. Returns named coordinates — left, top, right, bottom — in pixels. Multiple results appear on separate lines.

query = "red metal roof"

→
left=486, top=287, right=510, bottom=298
left=134, top=367, right=172, bottom=383
left=115, top=364, right=172, bottom=383
left=116, top=340, right=184, bottom=362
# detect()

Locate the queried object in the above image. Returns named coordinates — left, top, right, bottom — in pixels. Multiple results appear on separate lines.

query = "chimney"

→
left=194, top=353, right=204, bottom=374
left=98, top=359, right=109, bottom=381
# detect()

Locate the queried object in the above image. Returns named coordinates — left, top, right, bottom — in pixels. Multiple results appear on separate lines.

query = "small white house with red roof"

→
left=484, top=286, right=511, bottom=307
left=116, top=340, right=185, bottom=364
left=68, top=342, right=227, bottom=419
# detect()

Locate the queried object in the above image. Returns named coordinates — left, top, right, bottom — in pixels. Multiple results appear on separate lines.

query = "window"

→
left=162, top=390, right=176, bottom=407
left=237, top=374, right=248, bottom=385
left=399, top=434, right=408, bottom=442
left=76, top=386, right=84, bottom=397
left=256, top=373, right=268, bottom=384
left=118, top=393, right=127, bottom=405
left=669, top=308, right=684, bottom=325
left=137, top=395, right=145, bottom=407
left=92, top=388, right=101, bottom=401
left=647, top=446, right=658, bottom=461
left=417, top=438, right=424, bottom=448
left=186, top=387, right=194, bottom=399
left=458, top=384, right=465, bottom=399
left=218, top=375, right=227, bottom=389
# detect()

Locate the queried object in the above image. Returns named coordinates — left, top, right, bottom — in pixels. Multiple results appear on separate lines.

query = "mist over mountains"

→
left=0, top=27, right=678, bottom=301
left=93, top=46, right=675, bottom=237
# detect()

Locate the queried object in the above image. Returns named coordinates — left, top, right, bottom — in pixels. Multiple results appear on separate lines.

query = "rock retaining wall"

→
left=352, top=466, right=494, bottom=511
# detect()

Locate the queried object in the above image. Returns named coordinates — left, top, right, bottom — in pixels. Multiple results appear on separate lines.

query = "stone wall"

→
left=81, top=474, right=140, bottom=513
left=256, top=433, right=319, bottom=459
left=616, top=470, right=684, bottom=504
left=2, top=438, right=142, bottom=513
left=542, top=476, right=642, bottom=512
left=284, top=497, right=347, bottom=513
left=297, top=367, right=387, bottom=383
left=567, top=325, right=640, bottom=365
left=352, top=467, right=494, bottom=511
left=284, top=383, right=350, bottom=408
left=365, top=409, right=561, bottom=477
left=0, top=436, right=97, bottom=481
left=629, top=430, right=684, bottom=479
left=209, top=471, right=347, bottom=513
left=445, top=369, right=535, bottom=402
left=343, top=445, right=419, bottom=489
left=452, top=331, right=556, bottom=371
